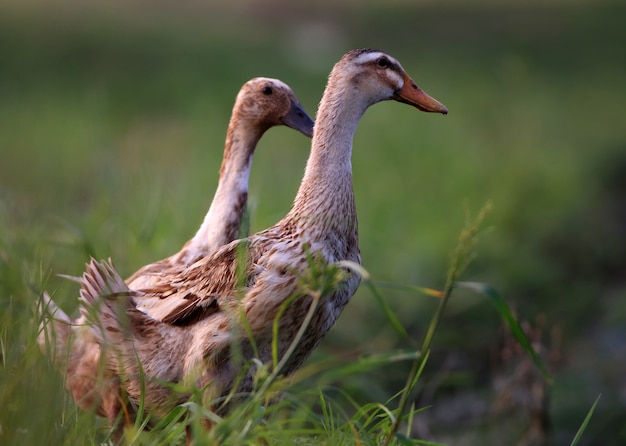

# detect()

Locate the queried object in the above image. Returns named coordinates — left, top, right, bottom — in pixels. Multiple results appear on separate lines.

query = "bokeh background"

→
left=1, top=0, right=625, bottom=444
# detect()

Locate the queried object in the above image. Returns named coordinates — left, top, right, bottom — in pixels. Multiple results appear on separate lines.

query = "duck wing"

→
left=135, top=238, right=258, bottom=325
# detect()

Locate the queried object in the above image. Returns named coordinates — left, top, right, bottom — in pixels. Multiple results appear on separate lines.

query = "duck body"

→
left=80, top=48, right=447, bottom=419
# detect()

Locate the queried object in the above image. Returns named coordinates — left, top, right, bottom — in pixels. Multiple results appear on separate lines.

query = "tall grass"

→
left=10, top=201, right=571, bottom=445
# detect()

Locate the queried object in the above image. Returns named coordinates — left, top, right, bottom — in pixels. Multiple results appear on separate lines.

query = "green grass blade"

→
left=570, top=394, right=601, bottom=446
left=395, top=433, right=447, bottom=445
left=407, top=349, right=429, bottom=398
left=456, top=281, right=553, bottom=384
left=317, top=350, right=420, bottom=382
left=375, top=281, right=445, bottom=298
left=364, top=279, right=409, bottom=340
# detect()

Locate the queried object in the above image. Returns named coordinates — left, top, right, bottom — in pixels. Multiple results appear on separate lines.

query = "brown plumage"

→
left=76, top=49, right=448, bottom=423
left=38, top=78, right=314, bottom=428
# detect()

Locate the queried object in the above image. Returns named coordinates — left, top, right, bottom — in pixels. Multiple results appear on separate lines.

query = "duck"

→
left=77, top=48, right=448, bottom=423
left=38, top=77, right=314, bottom=425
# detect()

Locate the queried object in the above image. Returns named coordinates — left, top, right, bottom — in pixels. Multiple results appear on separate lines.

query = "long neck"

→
left=190, top=121, right=263, bottom=255
left=284, top=81, right=369, bottom=249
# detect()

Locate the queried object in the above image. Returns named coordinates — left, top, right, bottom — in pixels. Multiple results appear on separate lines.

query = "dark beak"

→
left=281, top=99, right=315, bottom=138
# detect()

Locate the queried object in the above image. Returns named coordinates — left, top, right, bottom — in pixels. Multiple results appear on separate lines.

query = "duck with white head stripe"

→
left=62, top=48, right=448, bottom=429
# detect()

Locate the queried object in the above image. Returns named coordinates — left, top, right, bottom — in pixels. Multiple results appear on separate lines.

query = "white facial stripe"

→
left=386, top=69, right=404, bottom=87
left=355, top=51, right=386, bottom=64
left=353, top=51, right=405, bottom=89
left=355, top=51, right=400, bottom=68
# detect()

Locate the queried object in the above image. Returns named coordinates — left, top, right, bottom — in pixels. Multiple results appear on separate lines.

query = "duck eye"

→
left=262, top=86, right=273, bottom=95
left=377, top=57, right=390, bottom=68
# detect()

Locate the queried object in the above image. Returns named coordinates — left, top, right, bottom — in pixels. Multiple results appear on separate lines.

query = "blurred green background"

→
left=1, top=0, right=625, bottom=444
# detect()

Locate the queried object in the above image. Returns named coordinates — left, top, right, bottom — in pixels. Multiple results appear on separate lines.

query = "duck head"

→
left=237, top=77, right=315, bottom=137
left=332, top=49, right=448, bottom=115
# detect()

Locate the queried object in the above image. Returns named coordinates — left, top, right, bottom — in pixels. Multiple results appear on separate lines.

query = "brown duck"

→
left=75, top=49, right=447, bottom=424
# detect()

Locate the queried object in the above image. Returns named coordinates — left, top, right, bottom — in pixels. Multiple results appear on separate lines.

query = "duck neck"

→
left=191, top=122, right=264, bottom=254
left=287, top=84, right=369, bottom=245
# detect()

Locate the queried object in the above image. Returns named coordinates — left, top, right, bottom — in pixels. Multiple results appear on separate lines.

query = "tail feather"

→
left=37, top=291, right=72, bottom=361
left=56, top=273, right=83, bottom=284
left=41, top=290, right=71, bottom=324
left=78, top=258, right=135, bottom=346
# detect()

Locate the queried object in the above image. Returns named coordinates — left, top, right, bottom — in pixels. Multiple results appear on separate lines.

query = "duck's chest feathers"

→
left=238, top=230, right=361, bottom=374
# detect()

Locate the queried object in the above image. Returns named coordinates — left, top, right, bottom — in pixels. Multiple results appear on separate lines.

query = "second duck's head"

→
left=234, top=77, right=315, bottom=138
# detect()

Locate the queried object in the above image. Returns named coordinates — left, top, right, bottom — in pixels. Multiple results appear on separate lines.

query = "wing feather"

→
left=135, top=239, right=257, bottom=324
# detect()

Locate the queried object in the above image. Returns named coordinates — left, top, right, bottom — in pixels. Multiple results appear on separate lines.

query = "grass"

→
left=2, top=1, right=625, bottom=444
left=25, top=203, right=555, bottom=445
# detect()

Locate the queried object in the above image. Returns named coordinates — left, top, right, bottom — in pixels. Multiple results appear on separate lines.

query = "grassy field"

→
left=1, top=1, right=625, bottom=444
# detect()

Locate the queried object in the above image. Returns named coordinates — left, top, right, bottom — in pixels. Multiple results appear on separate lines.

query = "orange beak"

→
left=393, top=73, right=448, bottom=115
